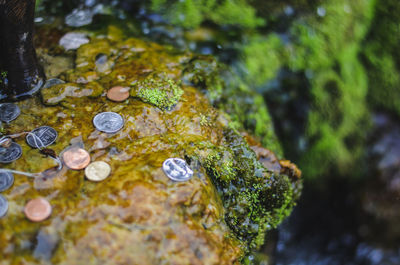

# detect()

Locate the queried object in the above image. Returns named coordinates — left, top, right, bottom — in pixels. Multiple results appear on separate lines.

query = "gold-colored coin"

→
left=85, top=161, right=111, bottom=182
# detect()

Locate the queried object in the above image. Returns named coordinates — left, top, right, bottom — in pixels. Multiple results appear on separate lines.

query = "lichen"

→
left=131, top=75, right=184, bottom=110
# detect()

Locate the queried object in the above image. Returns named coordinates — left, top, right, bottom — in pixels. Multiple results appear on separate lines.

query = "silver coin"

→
left=0, top=172, right=13, bottom=192
left=26, top=126, right=58, bottom=149
left=93, top=112, right=124, bottom=133
left=0, top=103, right=20, bottom=123
left=162, top=158, right=193, bottom=182
left=0, top=142, right=22, bottom=163
left=0, top=194, right=8, bottom=218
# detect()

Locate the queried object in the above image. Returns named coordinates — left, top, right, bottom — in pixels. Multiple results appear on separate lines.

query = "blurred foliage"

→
left=150, top=0, right=264, bottom=29
left=362, top=0, right=400, bottom=118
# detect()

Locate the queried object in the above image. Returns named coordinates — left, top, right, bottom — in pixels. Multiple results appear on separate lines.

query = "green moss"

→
left=183, top=56, right=283, bottom=156
left=241, top=34, right=283, bottom=87
left=362, top=0, right=400, bottom=117
left=189, top=128, right=301, bottom=251
left=131, top=75, right=184, bottom=110
left=150, top=0, right=264, bottom=29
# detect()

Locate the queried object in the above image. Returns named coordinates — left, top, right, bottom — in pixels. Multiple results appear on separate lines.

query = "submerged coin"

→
left=63, top=147, right=91, bottom=170
left=93, top=112, right=124, bottom=133
left=24, top=198, right=52, bottom=222
left=0, top=195, right=8, bottom=218
left=107, top=86, right=130, bottom=102
left=0, top=172, right=14, bottom=192
left=85, top=161, right=111, bottom=181
left=26, top=126, right=58, bottom=149
left=0, top=103, right=20, bottom=123
left=0, top=142, right=22, bottom=163
left=162, top=158, right=193, bottom=182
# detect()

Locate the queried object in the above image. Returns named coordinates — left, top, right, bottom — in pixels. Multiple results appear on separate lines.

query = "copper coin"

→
left=107, top=86, right=130, bottom=102
left=24, top=198, right=52, bottom=222
left=63, top=147, right=91, bottom=170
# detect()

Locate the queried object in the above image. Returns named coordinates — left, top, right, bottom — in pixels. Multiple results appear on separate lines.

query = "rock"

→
left=0, top=25, right=301, bottom=264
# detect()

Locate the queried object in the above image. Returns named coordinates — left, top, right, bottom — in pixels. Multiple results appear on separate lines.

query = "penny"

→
left=0, top=172, right=14, bottom=192
left=63, top=147, right=91, bottom=170
left=93, top=112, right=124, bottom=133
left=162, top=158, right=193, bottom=182
left=85, top=161, right=111, bottom=182
left=107, top=86, right=130, bottom=102
left=26, top=126, right=58, bottom=149
left=0, top=103, right=20, bottom=123
left=0, top=142, right=22, bottom=163
left=0, top=195, right=8, bottom=218
left=24, top=198, right=52, bottom=222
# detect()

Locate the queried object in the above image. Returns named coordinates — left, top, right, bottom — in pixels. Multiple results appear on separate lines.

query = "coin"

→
left=0, top=172, right=14, bottom=192
left=85, top=161, right=111, bottom=181
left=107, top=86, right=130, bottom=102
left=93, top=112, right=124, bottom=133
left=0, top=103, right=20, bottom=123
left=162, top=158, right=193, bottom=182
left=0, top=142, right=22, bottom=163
left=0, top=195, right=8, bottom=218
left=24, top=198, right=52, bottom=222
left=63, top=147, right=91, bottom=170
left=26, top=126, right=58, bottom=149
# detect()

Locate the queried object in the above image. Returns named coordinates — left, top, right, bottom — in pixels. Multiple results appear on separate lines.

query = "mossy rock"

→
left=0, top=26, right=301, bottom=264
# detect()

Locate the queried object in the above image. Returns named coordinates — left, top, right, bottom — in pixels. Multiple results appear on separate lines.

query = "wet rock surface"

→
left=0, top=26, right=301, bottom=264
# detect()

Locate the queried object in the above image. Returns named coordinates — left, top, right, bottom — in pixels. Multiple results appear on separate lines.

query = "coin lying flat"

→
left=0, top=195, right=8, bottom=218
left=24, top=198, right=52, bottom=222
left=26, top=126, right=58, bottom=149
left=63, top=147, right=91, bottom=170
left=0, top=172, right=14, bottom=192
left=162, top=158, right=193, bottom=182
left=85, top=161, right=111, bottom=181
left=0, top=142, right=22, bottom=163
left=0, top=103, right=20, bottom=123
left=107, top=86, right=130, bottom=102
left=93, top=112, right=124, bottom=133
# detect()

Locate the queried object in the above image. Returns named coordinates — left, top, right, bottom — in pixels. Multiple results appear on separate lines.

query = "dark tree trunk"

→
left=0, top=0, right=45, bottom=101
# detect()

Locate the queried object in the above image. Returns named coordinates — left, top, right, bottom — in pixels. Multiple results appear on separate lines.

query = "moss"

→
left=183, top=56, right=283, bottom=156
left=131, top=75, right=184, bottom=110
left=150, top=0, right=264, bottom=29
left=362, top=0, right=400, bottom=117
left=240, top=34, right=283, bottom=87
left=190, top=128, right=301, bottom=251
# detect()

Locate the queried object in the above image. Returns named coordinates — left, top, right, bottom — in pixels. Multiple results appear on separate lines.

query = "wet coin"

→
left=93, top=112, right=124, bottom=133
left=26, top=126, right=58, bottom=149
left=0, top=142, right=22, bottom=163
left=63, top=147, right=91, bottom=170
left=24, top=198, right=52, bottom=222
left=0, top=172, right=14, bottom=192
left=162, top=158, right=193, bottom=182
left=85, top=161, right=111, bottom=181
left=107, top=86, right=130, bottom=102
left=0, top=103, right=20, bottom=123
left=0, top=195, right=8, bottom=218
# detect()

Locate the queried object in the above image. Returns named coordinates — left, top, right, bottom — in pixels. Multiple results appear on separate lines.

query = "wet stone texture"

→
left=0, top=26, right=301, bottom=264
